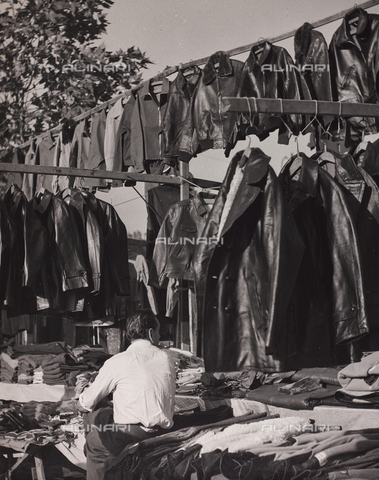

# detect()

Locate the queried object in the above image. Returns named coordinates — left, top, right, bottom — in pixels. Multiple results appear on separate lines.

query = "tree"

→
left=0, top=0, right=152, bottom=154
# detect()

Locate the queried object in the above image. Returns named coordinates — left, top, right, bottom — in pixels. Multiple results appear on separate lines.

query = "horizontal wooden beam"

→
left=0, top=163, right=182, bottom=185
left=223, top=97, right=379, bottom=117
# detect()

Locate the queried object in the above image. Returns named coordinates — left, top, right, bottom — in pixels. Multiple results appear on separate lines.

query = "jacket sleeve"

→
left=280, top=49, right=303, bottom=135
left=86, top=208, right=103, bottom=294
left=130, top=93, right=145, bottom=172
left=102, top=203, right=130, bottom=296
left=151, top=210, right=174, bottom=288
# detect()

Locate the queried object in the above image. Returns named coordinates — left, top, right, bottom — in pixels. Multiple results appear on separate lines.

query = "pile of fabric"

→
left=40, top=353, right=95, bottom=386
left=0, top=352, right=18, bottom=383
left=17, top=355, right=47, bottom=384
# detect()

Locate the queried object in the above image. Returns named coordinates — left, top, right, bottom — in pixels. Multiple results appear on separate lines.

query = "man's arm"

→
left=78, top=360, right=117, bottom=412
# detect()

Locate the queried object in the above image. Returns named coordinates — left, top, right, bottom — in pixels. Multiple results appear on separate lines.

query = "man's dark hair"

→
left=126, top=310, right=159, bottom=341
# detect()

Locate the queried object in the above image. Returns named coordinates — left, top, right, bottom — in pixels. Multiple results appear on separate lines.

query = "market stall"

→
left=3, top=1, right=379, bottom=479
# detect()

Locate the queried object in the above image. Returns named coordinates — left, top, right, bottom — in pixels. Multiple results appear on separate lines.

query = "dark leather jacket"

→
left=2, top=186, right=47, bottom=316
left=294, top=23, right=333, bottom=126
left=32, top=190, right=88, bottom=311
left=332, top=152, right=379, bottom=331
left=233, top=41, right=302, bottom=145
left=179, top=51, right=244, bottom=162
left=279, top=154, right=368, bottom=369
left=152, top=194, right=209, bottom=286
left=193, top=148, right=305, bottom=372
left=329, top=7, right=379, bottom=133
left=61, top=189, right=103, bottom=294
left=161, top=67, right=201, bottom=160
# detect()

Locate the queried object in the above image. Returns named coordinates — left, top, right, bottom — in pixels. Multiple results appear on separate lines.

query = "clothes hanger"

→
left=180, top=62, right=196, bottom=77
left=35, top=175, right=45, bottom=199
left=254, top=37, right=266, bottom=56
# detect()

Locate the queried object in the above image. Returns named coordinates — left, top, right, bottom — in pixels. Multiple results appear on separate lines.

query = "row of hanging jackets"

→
left=150, top=141, right=379, bottom=373
left=0, top=185, right=130, bottom=323
left=11, top=5, right=379, bottom=188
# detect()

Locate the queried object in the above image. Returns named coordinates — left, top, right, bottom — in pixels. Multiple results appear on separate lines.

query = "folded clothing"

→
left=246, top=384, right=340, bottom=410
left=290, top=366, right=344, bottom=387
left=338, top=352, right=379, bottom=392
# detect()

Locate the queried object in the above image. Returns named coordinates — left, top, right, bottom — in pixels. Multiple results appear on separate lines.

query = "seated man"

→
left=77, top=309, right=176, bottom=480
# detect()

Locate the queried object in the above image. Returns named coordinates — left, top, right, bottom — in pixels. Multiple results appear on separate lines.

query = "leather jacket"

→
left=61, top=189, right=102, bottom=294
left=279, top=154, right=368, bottom=369
left=332, top=152, right=379, bottom=332
left=32, top=190, right=88, bottom=312
left=152, top=193, right=209, bottom=286
left=179, top=51, right=244, bottom=162
left=329, top=7, right=379, bottom=134
left=294, top=23, right=333, bottom=126
left=131, top=78, right=171, bottom=172
left=193, top=148, right=305, bottom=372
left=83, top=192, right=130, bottom=297
left=2, top=186, right=47, bottom=316
left=161, top=66, right=201, bottom=161
left=233, top=41, right=302, bottom=145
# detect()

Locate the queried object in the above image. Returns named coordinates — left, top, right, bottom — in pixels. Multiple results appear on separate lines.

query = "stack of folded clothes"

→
left=41, top=353, right=91, bottom=386
left=17, top=355, right=47, bottom=384
left=1, top=352, right=18, bottom=383
left=336, top=351, right=379, bottom=407
left=72, top=345, right=111, bottom=368
left=33, top=366, right=43, bottom=384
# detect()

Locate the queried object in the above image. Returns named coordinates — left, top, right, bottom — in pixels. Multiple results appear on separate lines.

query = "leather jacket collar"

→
left=294, top=22, right=314, bottom=64
left=219, top=149, right=270, bottom=238
left=139, top=77, right=170, bottom=100
left=203, top=51, right=234, bottom=85
left=34, top=190, right=53, bottom=214
left=247, top=41, right=272, bottom=67
left=177, top=66, right=201, bottom=91
left=335, top=7, right=370, bottom=46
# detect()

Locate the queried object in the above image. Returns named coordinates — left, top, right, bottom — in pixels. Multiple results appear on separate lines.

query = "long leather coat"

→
left=193, top=148, right=305, bottom=372
left=329, top=7, right=379, bottom=134
left=279, top=154, right=368, bottom=369
left=332, top=152, right=379, bottom=334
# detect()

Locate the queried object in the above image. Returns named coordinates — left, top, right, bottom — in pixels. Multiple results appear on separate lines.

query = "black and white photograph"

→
left=1, top=0, right=379, bottom=478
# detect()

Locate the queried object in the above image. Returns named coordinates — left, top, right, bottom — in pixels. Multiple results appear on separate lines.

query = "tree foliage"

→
left=0, top=0, right=152, bottom=152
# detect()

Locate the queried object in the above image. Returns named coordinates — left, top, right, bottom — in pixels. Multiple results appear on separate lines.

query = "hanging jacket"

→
left=86, top=110, right=107, bottom=188
left=131, top=78, right=171, bottom=172
left=232, top=42, right=302, bottom=146
left=104, top=98, right=124, bottom=174
left=32, top=190, right=88, bottom=312
left=179, top=51, right=244, bottom=162
left=161, top=66, right=202, bottom=161
left=329, top=7, right=379, bottom=134
left=2, top=186, right=47, bottom=317
left=69, top=118, right=91, bottom=188
left=193, top=148, right=305, bottom=372
left=114, top=94, right=136, bottom=169
left=61, top=189, right=103, bottom=295
left=82, top=192, right=130, bottom=297
left=152, top=193, right=209, bottom=286
left=294, top=23, right=334, bottom=126
left=146, top=184, right=181, bottom=262
left=332, top=152, right=379, bottom=335
left=279, top=154, right=368, bottom=369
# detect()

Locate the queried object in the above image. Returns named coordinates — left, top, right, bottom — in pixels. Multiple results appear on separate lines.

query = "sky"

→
left=97, top=0, right=379, bottom=235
